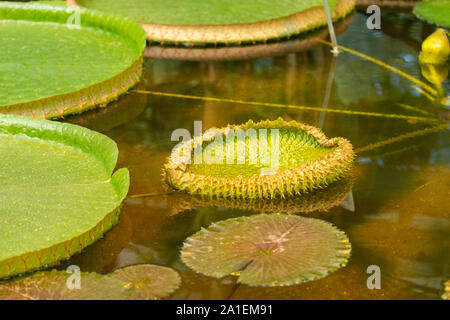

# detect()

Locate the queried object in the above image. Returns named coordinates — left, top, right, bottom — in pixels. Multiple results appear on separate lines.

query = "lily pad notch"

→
left=69, top=0, right=356, bottom=46
left=0, top=115, right=130, bottom=279
left=0, top=2, right=146, bottom=119
left=164, top=119, right=355, bottom=199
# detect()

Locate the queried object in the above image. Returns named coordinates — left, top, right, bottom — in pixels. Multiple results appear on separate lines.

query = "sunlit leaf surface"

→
left=0, top=115, right=129, bottom=278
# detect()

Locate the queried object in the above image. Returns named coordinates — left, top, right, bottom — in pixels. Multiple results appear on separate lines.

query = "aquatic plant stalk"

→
left=354, top=124, right=449, bottom=154
left=315, top=38, right=438, bottom=97
left=134, top=90, right=438, bottom=123
left=318, top=54, right=338, bottom=129
left=323, top=0, right=339, bottom=55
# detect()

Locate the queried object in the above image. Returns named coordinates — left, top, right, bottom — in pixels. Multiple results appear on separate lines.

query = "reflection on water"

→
left=64, top=11, right=449, bottom=299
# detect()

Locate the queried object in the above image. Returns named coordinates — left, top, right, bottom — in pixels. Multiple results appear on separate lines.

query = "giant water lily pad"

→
left=181, top=214, right=351, bottom=286
left=0, top=115, right=129, bottom=279
left=144, top=14, right=353, bottom=61
left=414, top=0, right=450, bottom=28
left=71, top=0, right=355, bottom=46
left=0, top=2, right=146, bottom=119
left=164, top=119, right=354, bottom=199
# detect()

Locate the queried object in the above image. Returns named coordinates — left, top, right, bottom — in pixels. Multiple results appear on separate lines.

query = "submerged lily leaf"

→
left=0, top=115, right=129, bottom=279
left=0, top=2, right=146, bottom=119
left=0, top=263, right=180, bottom=300
left=0, top=270, right=132, bottom=300
left=164, top=118, right=354, bottom=199
left=110, top=264, right=181, bottom=300
left=73, top=0, right=355, bottom=45
left=181, top=214, right=351, bottom=286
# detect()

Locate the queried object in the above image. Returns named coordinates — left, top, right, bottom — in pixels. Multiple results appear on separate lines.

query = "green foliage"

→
left=0, top=115, right=129, bottom=279
left=77, top=0, right=338, bottom=25
left=0, top=2, right=146, bottom=118
left=414, top=0, right=450, bottom=28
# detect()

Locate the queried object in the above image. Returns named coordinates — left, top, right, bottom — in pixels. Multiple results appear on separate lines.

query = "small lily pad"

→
left=0, top=2, right=146, bottom=118
left=110, top=264, right=181, bottom=300
left=181, top=214, right=351, bottom=286
left=0, top=270, right=132, bottom=300
left=72, top=0, right=355, bottom=46
left=0, top=115, right=129, bottom=279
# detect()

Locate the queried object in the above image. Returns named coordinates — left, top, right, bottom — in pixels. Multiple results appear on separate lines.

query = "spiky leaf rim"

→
left=171, top=173, right=354, bottom=214
left=0, top=2, right=146, bottom=119
left=164, top=118, right=355, bottom=199
left=69, top=0, right=355, bottom=46
left=144, top=15, right=353, bottom=61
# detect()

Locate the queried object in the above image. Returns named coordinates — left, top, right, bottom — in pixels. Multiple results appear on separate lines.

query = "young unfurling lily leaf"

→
left=164, top=118, right=354, bottom=199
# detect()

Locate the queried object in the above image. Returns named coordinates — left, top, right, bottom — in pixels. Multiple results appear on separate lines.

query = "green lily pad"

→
left=110, top=264, right=181, bottom=300
left=0, top=115, right=129, bottom=279
left=144, top=14, right=353, bottom=61
left=181, top=214, right=351, bottom=286
left=414, top=0, right=450, bottom=28
left=164, top=119, right=354, bottom=199
left=0, top=270, right=132, bottom=300
left=0, top=2, right=146, bottom=119
left=72, top=0, right=356, bottom=45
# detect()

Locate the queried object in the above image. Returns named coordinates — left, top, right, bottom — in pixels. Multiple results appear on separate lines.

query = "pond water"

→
left=65, top=11, right=449, bottom=299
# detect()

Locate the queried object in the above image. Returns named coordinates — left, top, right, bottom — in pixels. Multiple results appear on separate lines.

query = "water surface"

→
left=65, top=11, right=449, bottom=300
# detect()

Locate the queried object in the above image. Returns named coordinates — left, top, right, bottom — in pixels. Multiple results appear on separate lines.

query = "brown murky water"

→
left=65, top=11, right=449, bottom=299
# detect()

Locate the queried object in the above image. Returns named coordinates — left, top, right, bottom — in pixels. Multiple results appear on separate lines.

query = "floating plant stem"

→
left=315, top=38, right=438, bottom=97
left=133, top=90, right=438, bottom=123
left=354, top=124, right=449, bottom=154
left=127, top=191, right=177, bottom=199
left=396, top=103, right=435, bottom=117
